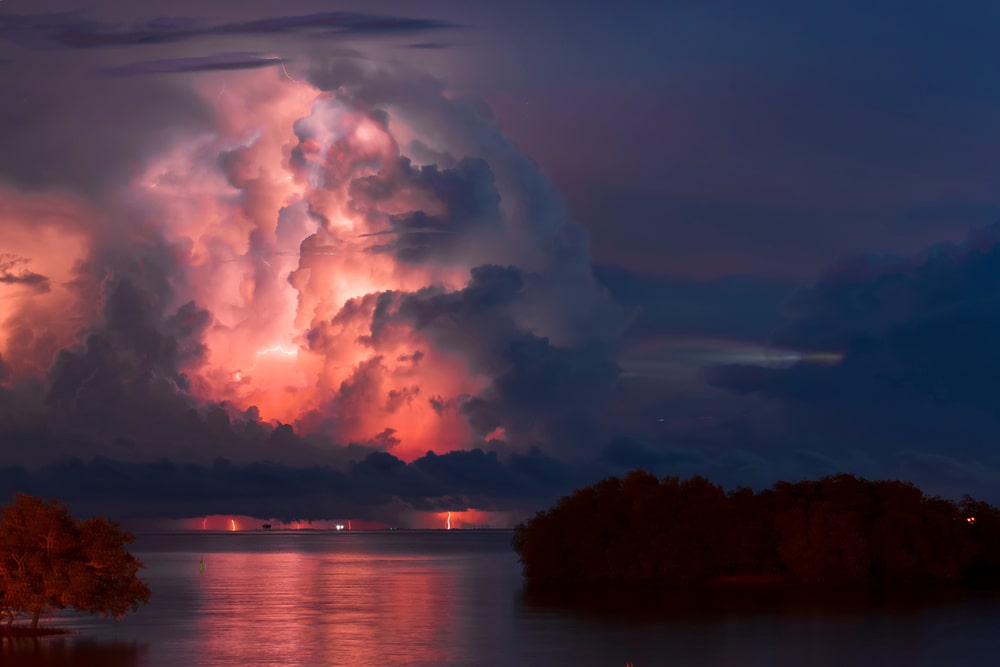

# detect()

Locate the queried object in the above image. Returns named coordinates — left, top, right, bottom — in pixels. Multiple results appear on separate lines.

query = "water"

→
left=3, top=530, right=1000, bottom=666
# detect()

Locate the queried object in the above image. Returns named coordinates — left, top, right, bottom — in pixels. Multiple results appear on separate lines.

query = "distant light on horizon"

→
left=134, top=510, right=512, bottom=531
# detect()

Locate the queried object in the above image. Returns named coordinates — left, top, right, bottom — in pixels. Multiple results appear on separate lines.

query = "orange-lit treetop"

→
left=0, top=494, right=151, bottom=631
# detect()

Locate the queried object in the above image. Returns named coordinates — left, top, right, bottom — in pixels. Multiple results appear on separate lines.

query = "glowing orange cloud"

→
left=0, top=188, right=94, bottom=381
left=118, top=70, right=495, bottom=458
left=3, top=66, right=594, bottom=464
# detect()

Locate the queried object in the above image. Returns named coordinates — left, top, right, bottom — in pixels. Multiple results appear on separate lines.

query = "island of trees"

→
left=513, top=472, right=1000, bottom=588
left=0, top=494, right=151, bottom=633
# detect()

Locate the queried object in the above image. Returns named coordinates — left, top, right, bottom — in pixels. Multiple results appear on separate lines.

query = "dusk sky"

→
left=2, top=0, right=1000, bottom=527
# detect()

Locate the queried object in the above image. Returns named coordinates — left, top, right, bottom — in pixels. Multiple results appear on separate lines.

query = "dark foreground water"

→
left=4, top=530, right=1000, bottom=666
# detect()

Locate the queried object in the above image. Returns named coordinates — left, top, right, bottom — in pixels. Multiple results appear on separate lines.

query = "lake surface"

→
left=3, top=530, right=1000, bottom=666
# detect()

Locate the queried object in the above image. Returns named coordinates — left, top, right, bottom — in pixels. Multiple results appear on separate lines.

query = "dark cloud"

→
left=460, top=334, right=619, bottom=446
left=44, top=266, right=214, bottom=441
left=0, top=447, right=583, bottom=522
left=103, top=52, right=285, bottom=76
left=584, top=220, right=1000, bottom=507
left=385, top=386, right=419, bottom=413
left=406, top=42, right=454, bottom=50
left=397, top=350, right=424, bottom=366
left=341, top=264, right=621, bottom=449
left=352, top=157, right=502, bottom=264
left=706, top=221, right=1000, bottom=464
left=218, top=12, right=458, bottom=39
left=0, top=11, right=459, bottom=51
left=0, top=255, right=50, bottom=293
left=299, top=260, right=622, bottom=456
left=391, top=264, right=524, bottom=344
left=770, top=226, right=1000, bottom=352
left=428, top=394, right=466, bottom=416
left=312, top=355, right=387, bottom=435
left=359, top=427, right=401, bottom=451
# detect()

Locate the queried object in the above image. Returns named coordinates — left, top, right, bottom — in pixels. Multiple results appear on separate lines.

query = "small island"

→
left=513, top=471, right=1000, bottom=588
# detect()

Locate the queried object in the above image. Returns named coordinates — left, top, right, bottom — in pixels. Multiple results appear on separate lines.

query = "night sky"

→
left=2, top=1, right=1000, bottom=527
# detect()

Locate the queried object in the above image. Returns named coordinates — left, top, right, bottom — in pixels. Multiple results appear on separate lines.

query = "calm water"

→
left=4, top=530, right=1000, bottom=666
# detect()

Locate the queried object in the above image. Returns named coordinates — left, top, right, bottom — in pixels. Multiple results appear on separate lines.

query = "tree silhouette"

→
left=513, top=472, right=1000, bottom=588
left=0, top=494, right=151, bottom=631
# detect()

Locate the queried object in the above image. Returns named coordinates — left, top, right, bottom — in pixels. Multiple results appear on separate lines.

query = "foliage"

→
left=513, top=471, right=1000, bottom=587
left=0, top=494, right=151, bottom=630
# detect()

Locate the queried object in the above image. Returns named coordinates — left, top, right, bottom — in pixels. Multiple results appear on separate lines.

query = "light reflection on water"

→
left=3, top=531, right=1000, bottom=666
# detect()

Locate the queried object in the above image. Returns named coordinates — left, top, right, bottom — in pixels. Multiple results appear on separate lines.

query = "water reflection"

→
left=520, top=581, right=986, bottom=623
left=5, top=532, right=1000, bottom=666
left=141, top=532, right=517, bottom=667
left=196, top=549, right=457, bottom=665
left=516, top=582, right=1000, bottom=667
left=0, top=637, right=145, bottom=667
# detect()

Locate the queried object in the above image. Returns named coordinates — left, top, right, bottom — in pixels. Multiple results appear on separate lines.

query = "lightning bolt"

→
left=280, top=62, right=299, bottom=83
left=230, top=518, right=237, bottom=532
left=256, top=346, right=297, bottom=359
left=233, top=346, right=297, bottom=382
left=446, top=511, right=452, bottom=530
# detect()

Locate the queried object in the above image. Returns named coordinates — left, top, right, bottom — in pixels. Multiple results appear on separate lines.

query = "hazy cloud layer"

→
left=103, top=52, right=286, bottom=76
left=0, top=255, right=50, bottom=293
left=704, top=224, right=1000, bottom=500
left=0, top=448, right=579, bottom=522
left=0, top=11, right=459, bottom=50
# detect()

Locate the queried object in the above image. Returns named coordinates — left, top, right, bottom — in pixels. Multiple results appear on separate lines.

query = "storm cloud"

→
left=5, top=2, right=999, bottom=525
left=705, top=223, right=1000, bottom=500
left=0, top=19, right=624, bottom=524
left=0, top=446, right=581, bottom=523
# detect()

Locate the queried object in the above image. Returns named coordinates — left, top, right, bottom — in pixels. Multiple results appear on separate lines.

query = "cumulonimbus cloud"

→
left=0, top=58, right=623, bottom=522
